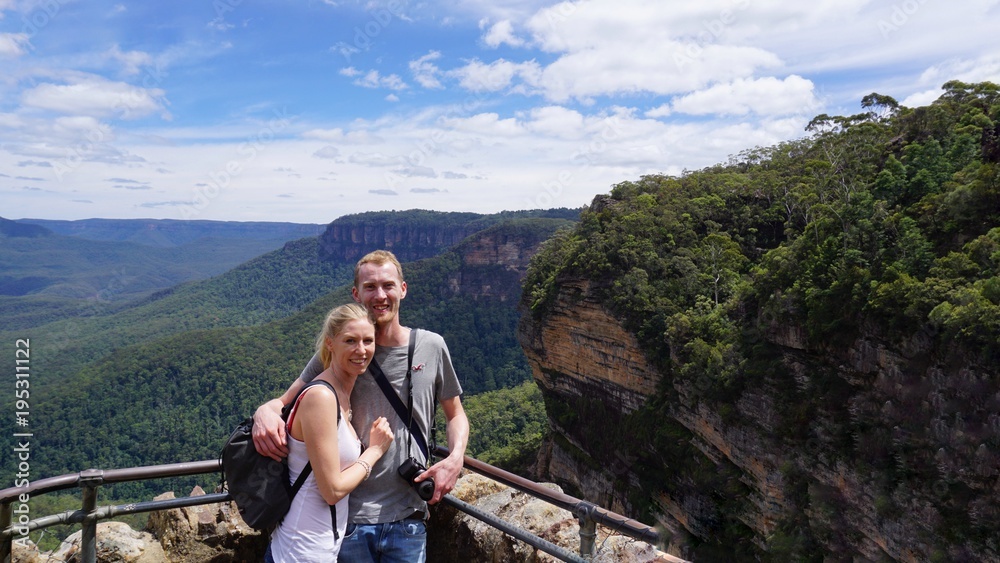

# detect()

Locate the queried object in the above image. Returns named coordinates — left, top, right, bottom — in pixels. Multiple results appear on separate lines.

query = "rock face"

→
left=318, top=211, right=484, bottom=263
left=518, top=275, right=1000, bottom=561
left=316, top=210, right=578, bottom=266
left=518, top=278, right=659, bottom=414
left=442, top=223, right=561, bottom=302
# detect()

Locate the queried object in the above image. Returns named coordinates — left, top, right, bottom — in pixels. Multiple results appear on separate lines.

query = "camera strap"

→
left=368, top=328, right=428, bottom=460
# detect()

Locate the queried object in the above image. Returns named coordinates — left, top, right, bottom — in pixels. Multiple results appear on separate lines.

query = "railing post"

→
left=79, top=469, right=104, bottom=563
left=575, top=502, right=597, bottom=560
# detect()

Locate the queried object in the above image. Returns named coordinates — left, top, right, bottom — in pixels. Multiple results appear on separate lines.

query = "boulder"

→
left=11, top=537, right=40, bottom=563
left=144, top=486, right=266, bottom=562
left=53, top=522, right=166, bottom=563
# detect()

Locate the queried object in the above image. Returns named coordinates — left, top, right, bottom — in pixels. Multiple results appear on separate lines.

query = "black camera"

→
left=398, top=457, right=435, bottom=501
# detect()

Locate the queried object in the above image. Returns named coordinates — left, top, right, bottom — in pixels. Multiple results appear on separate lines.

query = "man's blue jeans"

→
left=338, top=519, right=427, bottom=563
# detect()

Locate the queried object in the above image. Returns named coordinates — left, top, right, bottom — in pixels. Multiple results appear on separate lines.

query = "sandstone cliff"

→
left=318, top=211, right=484, bottom=263
left=317, top=209, right=578, bottom=264
left=440, top=220, right=570, bottom=302
left=518, top=276, right=1000, bottom=562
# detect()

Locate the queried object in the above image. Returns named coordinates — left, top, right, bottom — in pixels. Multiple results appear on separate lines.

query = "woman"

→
left=266, top=303, right=394, bottom=562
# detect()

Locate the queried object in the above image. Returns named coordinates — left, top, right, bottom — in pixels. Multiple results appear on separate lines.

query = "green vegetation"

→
left=524, top=81, right=1000, bottom=559
left=455, top=381, right=547, bottom=475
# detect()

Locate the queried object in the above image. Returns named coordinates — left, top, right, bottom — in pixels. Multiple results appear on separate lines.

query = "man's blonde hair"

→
left=353, top=250, right=404, bottom=288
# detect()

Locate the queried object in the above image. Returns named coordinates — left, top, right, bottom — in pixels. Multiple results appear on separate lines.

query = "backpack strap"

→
left=282, top=380, right=339, bottom=428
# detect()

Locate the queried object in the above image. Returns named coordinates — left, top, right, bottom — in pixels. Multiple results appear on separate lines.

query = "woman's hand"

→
left=367, top=416, right=394, bottom=457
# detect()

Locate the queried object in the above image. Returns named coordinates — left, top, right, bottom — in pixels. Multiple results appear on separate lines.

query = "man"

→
left=253, top=250, right=469, bottom=562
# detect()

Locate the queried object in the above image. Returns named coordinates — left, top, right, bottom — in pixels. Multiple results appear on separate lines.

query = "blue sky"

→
left=2, top=0, right=999, bottom=224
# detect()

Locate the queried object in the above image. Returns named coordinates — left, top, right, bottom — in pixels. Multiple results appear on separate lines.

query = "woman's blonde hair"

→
left=315, top=303, right=373, bottom=369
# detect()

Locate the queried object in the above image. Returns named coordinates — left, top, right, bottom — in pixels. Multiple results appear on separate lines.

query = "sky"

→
left=2, top=0, right=999, bottom=224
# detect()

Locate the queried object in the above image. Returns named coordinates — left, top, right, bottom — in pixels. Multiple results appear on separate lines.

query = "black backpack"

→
left=220, top=380, right=339, bottom=531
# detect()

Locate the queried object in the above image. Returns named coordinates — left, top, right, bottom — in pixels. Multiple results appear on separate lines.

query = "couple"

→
left=253, top=250, right=469, bottom=562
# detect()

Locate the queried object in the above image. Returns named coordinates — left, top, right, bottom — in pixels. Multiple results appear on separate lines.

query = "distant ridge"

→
left=17, top=218, right=326, bottom=247
left=1, top=216, right=52, bottom=238
left=319, top=208, right=581, bottom=263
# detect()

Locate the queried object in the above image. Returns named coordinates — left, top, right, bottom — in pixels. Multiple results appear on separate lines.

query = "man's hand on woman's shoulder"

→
left=252, top=399, right=289, bottom=461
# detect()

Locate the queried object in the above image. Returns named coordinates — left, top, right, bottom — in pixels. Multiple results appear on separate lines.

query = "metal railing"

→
left=2, top=453, right=664, bottom=563
left=432, top=445, right=661, bottom=555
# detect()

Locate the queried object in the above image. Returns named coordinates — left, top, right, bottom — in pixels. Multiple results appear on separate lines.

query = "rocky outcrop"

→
left=518, top=275, right=1000, bottom=561
left=11, top=538, right=40, bottom=563
left=144, top=487, right=265, bottom=562
left=35, top=487, right=266, bottom=563
left=52, top=522, right=166, bottom=563
left=428, top=473, right=683, bottom=563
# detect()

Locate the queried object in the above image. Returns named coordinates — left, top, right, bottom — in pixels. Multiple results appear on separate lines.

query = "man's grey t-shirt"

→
left=299, top=328, right=462, bottom=523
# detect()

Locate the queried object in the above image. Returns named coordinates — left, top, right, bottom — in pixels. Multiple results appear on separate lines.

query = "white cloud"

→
left=303, top=128, right=384, bottom=145
left=899, top=89, right=941, bottom=108
left=22, top=77, right=168, bottom=119
left=207, top=17, right=234, bottom=31
left=533, top=40, right=782, bottom=102
left=670, top=75, right=818, bottom=117
left=916, top=54, right=1000, bottom=90
left=303, top=128, right=346, bottom=141
left=410, top=51, right=443, bottom=89
left=440, top=112, right=524, bottom=136
left=0, top=33, right=29, bottom=57
left=891, top=53, right=1000, bottom=108
left=523, top=105, right=584, bottom=138
left=0, top=112, right=24, bottom=128
left=483, top=20, right=525, bottom=48
left=351, top=69, right=408, bottom=90
left=106, top=45, right=153, bottom=75
left=451, top=58, right=541, bottom=92
left=455, top=0, right=881, bottom=102
left=349, top=152, right=403, bottom=167
left=645, top=104, right=671, bottom=118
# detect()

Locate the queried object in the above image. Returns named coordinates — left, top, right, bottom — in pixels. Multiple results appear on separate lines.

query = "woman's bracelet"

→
left=355, top=459, right=372, bottom=480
